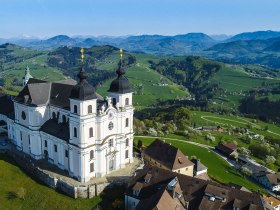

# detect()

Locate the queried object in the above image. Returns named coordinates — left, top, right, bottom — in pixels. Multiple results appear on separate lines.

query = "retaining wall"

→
left=5, top=150, right=127, bottom=199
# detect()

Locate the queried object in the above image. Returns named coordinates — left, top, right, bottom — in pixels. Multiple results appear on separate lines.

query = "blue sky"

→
left=1, top=0, right=280, bottom=38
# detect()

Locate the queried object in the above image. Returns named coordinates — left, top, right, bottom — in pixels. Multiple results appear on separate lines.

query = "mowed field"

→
left=134, top=137, right=263, bottom=192
left=192, top=111, right=280, bottom=139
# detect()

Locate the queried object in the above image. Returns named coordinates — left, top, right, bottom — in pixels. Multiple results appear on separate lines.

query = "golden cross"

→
left=80, top=48, right=85, bottom=63
left=120, top=48, right=123, bottom=60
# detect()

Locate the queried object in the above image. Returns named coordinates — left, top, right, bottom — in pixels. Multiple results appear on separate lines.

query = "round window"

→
left=108, top=122, right=114, bottom=130
left=21, top=111, right=26, bottom=120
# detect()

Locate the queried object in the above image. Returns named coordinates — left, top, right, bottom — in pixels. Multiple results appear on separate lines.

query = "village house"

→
left=142, top=139, right=194, bottom=177
left=191, top=158, right=209, bottom=180
left=215, top=142, right=238, bottom=158
left=125, top=165, right=264, bottom=210
left=201, top=125, right=223, bottom=132
left=263, top=195, right=280, bottom=210
left=259, top=173, right=280, bottom=192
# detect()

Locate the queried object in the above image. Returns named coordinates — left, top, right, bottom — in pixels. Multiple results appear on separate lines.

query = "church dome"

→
left=108, top=62, right=132, bottom=94
left=70, top=67, right=97, bottom=100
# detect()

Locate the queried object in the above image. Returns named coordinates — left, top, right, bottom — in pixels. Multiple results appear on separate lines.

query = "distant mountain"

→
left=204, top=37, right=280, bottom=68
left=0, top=33, right=218, bottom=55
left=226, top=30, right=280, bottom=42
left=116, top=33, right=217, bottom=55
left=210, top=34, right=232, bottom=41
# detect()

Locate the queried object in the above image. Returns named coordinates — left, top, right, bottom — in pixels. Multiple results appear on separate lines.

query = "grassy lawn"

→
left=0, top=154, right=123, bottom=210
left=135, top=137, right=264, bottom=193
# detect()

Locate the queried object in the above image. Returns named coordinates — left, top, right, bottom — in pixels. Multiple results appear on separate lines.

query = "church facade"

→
left=2, top=53, right=134, bottom=183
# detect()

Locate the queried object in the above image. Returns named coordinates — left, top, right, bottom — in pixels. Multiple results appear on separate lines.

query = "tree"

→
left=240, top=166, right=252, bottom=177
left=137, top=140, right=143, bottom=149
left=265, top=155, right=276, bottom=166
left=16, top=187, right=26, bottom=200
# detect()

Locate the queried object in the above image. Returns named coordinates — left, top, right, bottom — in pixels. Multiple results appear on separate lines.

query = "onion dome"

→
left=70, top=66, right=97, bottom=100
left=108, top=52, right=132, bottom=94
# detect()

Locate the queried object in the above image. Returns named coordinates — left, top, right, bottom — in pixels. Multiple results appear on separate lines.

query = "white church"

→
left=0, top=49, right=134, bottom=182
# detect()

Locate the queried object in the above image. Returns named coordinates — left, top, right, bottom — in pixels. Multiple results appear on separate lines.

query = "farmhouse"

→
left=0, top=49, right=134, bottom=183
left=215, top=142, right=238, bottom=158
left=125, top=165, right=264, bottom=210
left=142, top=139, right=194, bottom=177
left=202, top=125, right=223, bottom=132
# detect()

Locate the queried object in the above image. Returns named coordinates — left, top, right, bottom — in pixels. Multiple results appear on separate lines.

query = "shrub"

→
left=16, top=187, right=26, bottom=200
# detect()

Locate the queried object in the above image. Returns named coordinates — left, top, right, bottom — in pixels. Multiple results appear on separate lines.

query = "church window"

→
left=74, top=127, right=77, bottom=137
left=44, top=140, right=48, bottom=147
left=89, top=127, right=93, bottom=138
left=112, top=98, right=117, bottom=105
left=21, top=111, right=26, bottom=120
left=52, top=112, right=56, bottom=119
left=109, top=139, right=113, bottom=147
left=125, top=98, right=129, bottom=105
left=90, top=163, right=94, bottom=172
left=65, top=150, right=68, bottom=158
left=20, top=131, right=22, bottom=141
left=88, top=105, right=92, bottom=114
left=90, top=150, right=94, bottom=159
left=74, top=105, right=77, bottom=114
left=62, top=115, right=67, bottom=123
left=125, top=150, right=129, bottom=159
left=54, top=145, right=57, bottom=152
left=125, top=118, right=129, bottom=127
left=28, top=135, right=30, bottom=145
left=126, top=138, right=129, bottom=147
left=108, top=122, right=114, bottom=130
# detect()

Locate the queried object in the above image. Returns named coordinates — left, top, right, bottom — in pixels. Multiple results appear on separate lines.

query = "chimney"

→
left=185, top=200, right=189, bottom=210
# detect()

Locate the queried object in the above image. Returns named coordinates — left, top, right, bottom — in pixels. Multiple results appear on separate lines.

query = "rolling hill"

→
left=204, top=37, right=280, bottom=68
left=0, top=44, right=189, bottom=109
left=225, top=30, right=280, bottom=42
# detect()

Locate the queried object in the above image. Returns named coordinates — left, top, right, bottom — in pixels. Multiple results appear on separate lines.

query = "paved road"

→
left=135, top=135, right=235, bottom=167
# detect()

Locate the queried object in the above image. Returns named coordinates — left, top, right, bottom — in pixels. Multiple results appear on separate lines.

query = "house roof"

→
left=13, top=77, right=104, bottom=111
left=266, top=172, right=280, bottom=186
left=143, top=139, right=194, bottom=171
left=136, top=188, right=184, bottom=210
left=191, top=159, right=208, bottom=172
left=0, top=93, right=14, bottom=116
left=215, top=142, right=237, bottom=155
left=243, top=162, right=270, bottom=176
left=263, top=195, right=280, bottom=208
left=40, top=119, right=70, bottom=142
left=126, top=165, right=264, bottom=210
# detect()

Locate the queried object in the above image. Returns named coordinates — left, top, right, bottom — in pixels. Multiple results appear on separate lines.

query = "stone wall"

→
left=6, top=150, right=127, bottom=199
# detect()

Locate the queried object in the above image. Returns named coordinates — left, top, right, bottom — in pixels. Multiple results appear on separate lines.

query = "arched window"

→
left=125, top=98, right=129, bottom=106
left=88, top=105, right=92, bottom=114
left=125, top=118, right=129, bottom=127
left=74, top=105, right=77, bottom=114
left=90, top=150, right=94, bottom=159
left=62, top=115, right=67, bottom=124
left=89, top=127, right=93, bottom=138
left=74, top=127, right=77, bottom=137
left=112, top=98, right=117, bottom=106
left=52, top=112, right=56, bottom=119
